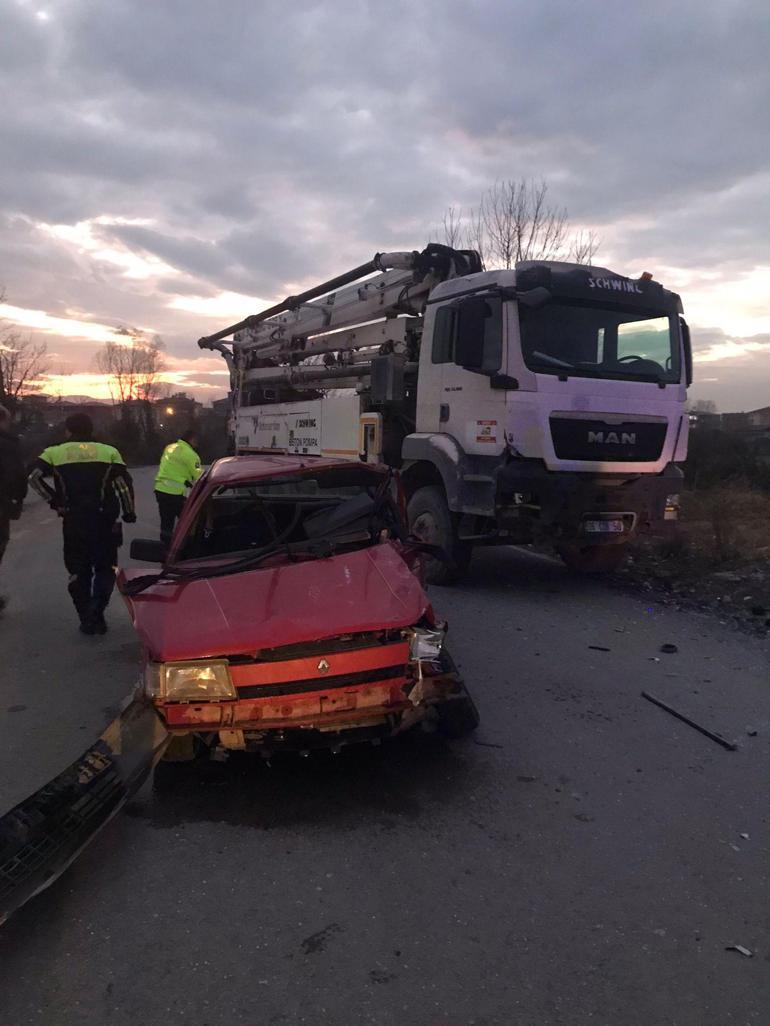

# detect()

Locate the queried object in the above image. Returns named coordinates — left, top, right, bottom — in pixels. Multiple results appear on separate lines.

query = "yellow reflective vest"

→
left=154, top=439, right=202, bottom=496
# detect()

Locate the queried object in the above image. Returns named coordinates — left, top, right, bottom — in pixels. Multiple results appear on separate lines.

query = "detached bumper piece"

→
left=0, top=697, right=168, bottom=926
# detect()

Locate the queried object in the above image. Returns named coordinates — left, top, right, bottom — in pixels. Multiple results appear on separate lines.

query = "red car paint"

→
left=119, top=455, right=465, bottom=754
left=122, top=542, right=429, bottom=663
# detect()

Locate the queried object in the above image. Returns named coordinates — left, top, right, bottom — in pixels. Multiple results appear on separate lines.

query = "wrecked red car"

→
left=120, top=455, right=478, bottom=762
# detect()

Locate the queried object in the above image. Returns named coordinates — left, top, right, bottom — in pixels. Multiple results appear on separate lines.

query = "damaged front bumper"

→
left=154, top=656, right=465, bottom=756
left=0, top=695, right=169, bottom=926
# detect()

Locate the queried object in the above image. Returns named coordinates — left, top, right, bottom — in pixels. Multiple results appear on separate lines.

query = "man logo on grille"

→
left=587, top=430, right=636, bottom=445
left=318, top=659, right=330, bottom=675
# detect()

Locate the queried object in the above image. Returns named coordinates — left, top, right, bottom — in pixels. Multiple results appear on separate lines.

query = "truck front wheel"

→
left=558, top=542, right=628, bottom=574
left=407, top=485, right=471, bottom=585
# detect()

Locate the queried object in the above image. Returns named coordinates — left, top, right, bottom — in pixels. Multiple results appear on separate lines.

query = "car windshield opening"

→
left=519, top=301, right=680, bottom=383
left=175, top=466, right=399, bottom=566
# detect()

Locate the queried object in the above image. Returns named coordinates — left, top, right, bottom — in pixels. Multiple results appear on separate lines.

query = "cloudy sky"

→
left=1, top=0, right=769, bottom=411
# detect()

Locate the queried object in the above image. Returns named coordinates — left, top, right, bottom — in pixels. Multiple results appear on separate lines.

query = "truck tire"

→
left=407, top=485, right=471, bottom=585
left=558, top=542, right=628, bottom=574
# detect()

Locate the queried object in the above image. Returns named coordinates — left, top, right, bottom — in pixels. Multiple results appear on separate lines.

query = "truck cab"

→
left=403, top=261, right=691, bottom=575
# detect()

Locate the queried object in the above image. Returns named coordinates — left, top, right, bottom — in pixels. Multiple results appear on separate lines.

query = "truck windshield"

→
left=519, top=301, right=681, bottom=384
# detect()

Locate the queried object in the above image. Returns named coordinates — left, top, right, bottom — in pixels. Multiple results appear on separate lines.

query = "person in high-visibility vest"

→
left=154, top=428, right=202, bottom=545
left=28, top=413, right=136, bottom=634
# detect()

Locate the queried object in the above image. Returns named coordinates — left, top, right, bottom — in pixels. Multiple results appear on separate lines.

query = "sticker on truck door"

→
left=475, top=420, right=498, bottom=443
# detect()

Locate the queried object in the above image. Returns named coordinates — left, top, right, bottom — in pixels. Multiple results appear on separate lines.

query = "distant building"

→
left=746, top=406, right=770, bottom=430
left=154, top=393, right=202, bottom=430
left=17, top=394, right=116, bottom=434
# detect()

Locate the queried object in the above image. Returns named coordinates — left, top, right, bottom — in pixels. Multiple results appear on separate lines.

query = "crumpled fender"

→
left=0, top=693, right=169, bottom=927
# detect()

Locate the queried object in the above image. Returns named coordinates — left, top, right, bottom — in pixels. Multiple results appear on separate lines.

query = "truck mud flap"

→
left=0, top=695, right=169, bottom=927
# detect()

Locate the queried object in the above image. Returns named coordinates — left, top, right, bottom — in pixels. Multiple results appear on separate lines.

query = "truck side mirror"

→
left=680, top=317, right=693, bottom=386
left=453, top=296, right=489, bottom=369
left=516, top=286, right=551, bottom=309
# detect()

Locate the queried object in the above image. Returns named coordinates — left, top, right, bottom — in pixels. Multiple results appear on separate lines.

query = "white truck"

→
left=198, top=244, right=691, bottom=581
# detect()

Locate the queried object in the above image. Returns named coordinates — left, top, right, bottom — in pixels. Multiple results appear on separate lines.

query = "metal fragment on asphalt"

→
left=641, top=691, right=738, bottom=752
left=725, top=945, right=753, bottom=957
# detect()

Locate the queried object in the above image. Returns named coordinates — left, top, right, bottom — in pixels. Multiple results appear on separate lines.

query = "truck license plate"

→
left=584, top=519, right=625, bottom=534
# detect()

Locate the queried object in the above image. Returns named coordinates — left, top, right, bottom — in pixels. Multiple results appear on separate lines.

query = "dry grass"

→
left=670, top=488, right=770, bottom=567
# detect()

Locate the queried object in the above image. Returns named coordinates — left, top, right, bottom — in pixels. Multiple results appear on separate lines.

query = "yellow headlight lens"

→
left=159, top=660, right=235, bottom=702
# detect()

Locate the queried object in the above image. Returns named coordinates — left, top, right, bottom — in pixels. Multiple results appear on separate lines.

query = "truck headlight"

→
left=146, top=660, right=236, bottom=702
left=408, top=625, right=445, bottom=662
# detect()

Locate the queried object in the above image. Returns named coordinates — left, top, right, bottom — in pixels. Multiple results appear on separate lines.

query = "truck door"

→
left=433, top=294, right=509, bottom=457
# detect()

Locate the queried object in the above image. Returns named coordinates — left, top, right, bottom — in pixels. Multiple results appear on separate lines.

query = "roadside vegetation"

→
left=623, top=423, right=770, bottom=628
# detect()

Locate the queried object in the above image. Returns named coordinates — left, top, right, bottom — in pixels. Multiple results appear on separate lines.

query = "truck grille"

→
left=550, top=417, right=667, bottom=462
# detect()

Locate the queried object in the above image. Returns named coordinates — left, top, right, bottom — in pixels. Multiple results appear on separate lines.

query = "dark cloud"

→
left=1, top=0, right=768, bottom=407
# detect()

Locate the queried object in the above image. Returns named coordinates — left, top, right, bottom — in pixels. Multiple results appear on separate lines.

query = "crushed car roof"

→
left=205, top=454, right=384, bottom=485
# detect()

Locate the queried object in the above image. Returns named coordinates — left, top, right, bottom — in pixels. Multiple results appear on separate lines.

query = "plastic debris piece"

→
left=740, top=832, right=750, bottom=840
left=725, top=945, right=753, bottom=957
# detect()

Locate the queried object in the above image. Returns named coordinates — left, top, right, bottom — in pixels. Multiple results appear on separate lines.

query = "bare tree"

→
left=464, top=205, right=487, bottom=268
left=96, top=333, right=166, bottom=407
left=0, top=293, right=49, bottom=411
left=687, top=398, right=718, bottom=415
left=570, top=229, right=601, bottom=265
left=433, top=178, right=599, bottom=268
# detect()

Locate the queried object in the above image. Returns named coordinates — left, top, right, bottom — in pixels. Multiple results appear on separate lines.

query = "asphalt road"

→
left=1, top=468, right=769, bottom=1025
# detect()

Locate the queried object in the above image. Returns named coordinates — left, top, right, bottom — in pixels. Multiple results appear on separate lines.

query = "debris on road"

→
left=0, top=695, right=169, bottom=927
left=588, top=645, right=611, bottom=652
left=641, top=691, right=738, bottom=752
left=659, top=643, right=678, bottom=654
left=740, top=832, right=750, bottom=840
left=725, top=945, right=753, bottom=958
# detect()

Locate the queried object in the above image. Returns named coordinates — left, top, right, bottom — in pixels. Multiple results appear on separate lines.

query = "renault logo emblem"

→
left=317, top=659, right=330, bottom=675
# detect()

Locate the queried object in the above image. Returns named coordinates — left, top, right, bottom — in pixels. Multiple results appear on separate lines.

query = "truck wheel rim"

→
left=412, top=511, right=439, bottom=545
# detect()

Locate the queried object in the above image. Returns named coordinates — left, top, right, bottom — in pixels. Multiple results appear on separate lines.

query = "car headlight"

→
left=145, top=660, right=236, bottom=702
left=408, top=625, right=445, bottom=662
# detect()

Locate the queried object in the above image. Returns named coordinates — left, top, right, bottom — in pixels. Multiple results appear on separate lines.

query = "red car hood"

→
left=121, top=543, right=429, bottom=663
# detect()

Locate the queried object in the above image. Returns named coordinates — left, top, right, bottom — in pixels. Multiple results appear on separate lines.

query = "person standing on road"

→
left=154, top=427, right=202, bottom=545
left=28, top=413, right=136, bottom=635
left=0, top=405, right=27, bottom=613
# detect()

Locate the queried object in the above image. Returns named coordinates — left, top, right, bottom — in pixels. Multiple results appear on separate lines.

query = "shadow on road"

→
left=127, top=730, right=479, bottom=831
left=437, top=543, right=610, bottom=600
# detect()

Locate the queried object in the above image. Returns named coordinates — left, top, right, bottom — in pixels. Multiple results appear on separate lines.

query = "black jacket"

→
left=0, top=428, right=27, bottom=517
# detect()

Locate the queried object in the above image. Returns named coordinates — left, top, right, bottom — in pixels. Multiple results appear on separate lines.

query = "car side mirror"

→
left=130, top=538, right=167, bottom=563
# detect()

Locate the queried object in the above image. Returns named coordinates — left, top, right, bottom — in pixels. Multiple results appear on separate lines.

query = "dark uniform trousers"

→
left=63, top=508, right=122, bottom=619
left=155, top=491, right=186, bottom=546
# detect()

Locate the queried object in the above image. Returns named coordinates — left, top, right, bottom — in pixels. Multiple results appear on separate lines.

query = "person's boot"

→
left=92, top=611, right=108, bottom=635
left=79, top=617, right=96, bottom=635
